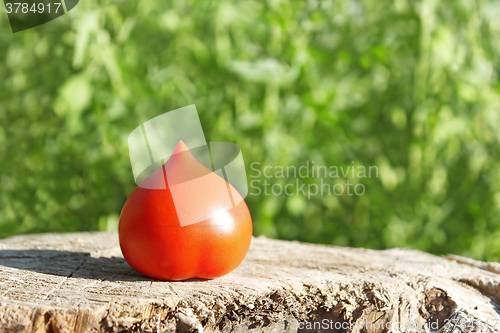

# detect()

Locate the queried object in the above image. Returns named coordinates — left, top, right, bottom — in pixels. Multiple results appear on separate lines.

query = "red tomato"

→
left=119, top=141, right=253, bottom=280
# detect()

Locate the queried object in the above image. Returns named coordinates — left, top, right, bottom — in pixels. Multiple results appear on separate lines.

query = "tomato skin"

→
left=118, top=143, right=253, bottom=281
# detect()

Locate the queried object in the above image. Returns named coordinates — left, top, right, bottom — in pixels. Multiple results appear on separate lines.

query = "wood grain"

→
left=0, top=232, right=499, bottom=332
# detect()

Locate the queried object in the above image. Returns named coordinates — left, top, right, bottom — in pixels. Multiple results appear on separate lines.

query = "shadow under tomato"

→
left=0, top=249, right=209, bottom=283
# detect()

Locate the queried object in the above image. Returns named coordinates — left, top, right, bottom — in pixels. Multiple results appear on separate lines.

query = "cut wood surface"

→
left=0, top=232, right=500, bottom=332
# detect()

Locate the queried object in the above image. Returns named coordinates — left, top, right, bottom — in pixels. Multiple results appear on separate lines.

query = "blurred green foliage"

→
left=1, top=0, right=500, bottom=260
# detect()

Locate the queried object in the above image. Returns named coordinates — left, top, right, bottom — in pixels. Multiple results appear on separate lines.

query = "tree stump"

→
left=0, top=232, right=499, bottom=332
